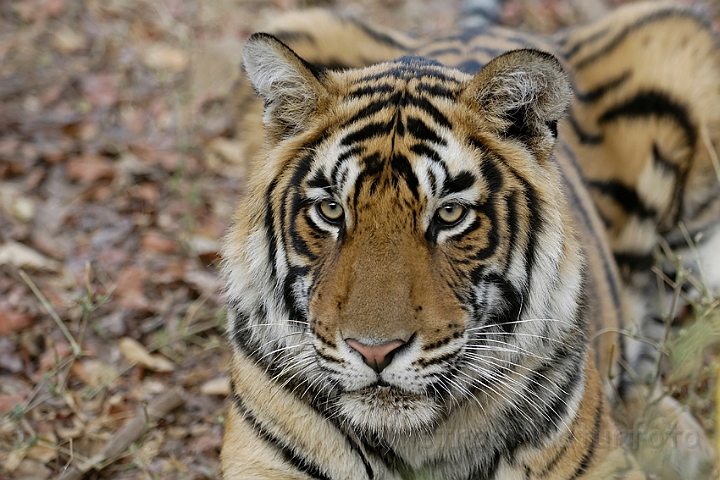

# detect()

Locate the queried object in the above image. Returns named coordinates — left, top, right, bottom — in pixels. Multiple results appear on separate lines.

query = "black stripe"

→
left=574, top=71, right=631, bottom=103
left=536, top=400, right=584, bottom=476
left=265, top=179, right=281, bottom=280
left=530, top=344, right=585, bottom=435
left=651, top=143, right=680, bottom=175
left=340, top=120, right=394, bottom=146
left=232, top=393, right=333, bottom=480
left=343, top=94, right=401, bottom=127
left=283, top=266, right=311, bottom=324
left=307, top=170, right=331, bottom=190
left=348, top=83, right=396, bottom=99
left=486, top=273, right=523, bottom=334
left=559, top=142, right=622, bottom=313
left=406, top=95, right=451, bottom=129
left=516, top=173, right=540, bottom=295
left=359, top=68, right=455, bottom=85
left=406, top=116, right=447, bottom=145
left=588, top=179, right=657, bottom=219
left=272, top=30, right=316, bottom=45
left=572, top=9, right=698, bottom=70
left=416, top=348, right=461, bottom=367
left=613, top=251, right=654, bottom=272
left=352, top=153, right=384, bottom=208
left=468, top=449, right=501, bottom=480
left=503, top=191, right=520, bottom=276
left=390, top=153, right=419, bottom=198
left=565, top=112, right=603, bottom=145
left=442, top=170, right=476, bottom=196
left=415, top=82, right=459, bottom=98
left=231, top=310, right=254, bottom=355
left=411, top=142, right=444, bottom=165
left=347, top=17, right=409, bottom=51
left=568, top=395, right=604, bottom=480
left=599, top=90, right=696, bottom=147
left=562, top=27, right=609, bottom=60
left=288, top=156, right=319, bottom=262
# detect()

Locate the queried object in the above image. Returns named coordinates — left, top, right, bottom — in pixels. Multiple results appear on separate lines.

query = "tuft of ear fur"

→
left=464, top=49, right=571, bottom=154
left=242, top=33, right=328, bottom=141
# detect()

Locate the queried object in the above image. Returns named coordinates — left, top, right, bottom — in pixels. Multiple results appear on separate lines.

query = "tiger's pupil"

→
left=437, top=204, right=465, bottom=225
left=319, top=200, right=344, bottom=222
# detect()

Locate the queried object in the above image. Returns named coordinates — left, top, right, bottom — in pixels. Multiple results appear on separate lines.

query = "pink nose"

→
left=345, top=339, right=406, bottom=373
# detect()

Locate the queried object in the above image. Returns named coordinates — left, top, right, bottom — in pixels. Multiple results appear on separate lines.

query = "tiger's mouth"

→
left=352, top=383, right=422, bottom=401
left=337, top=384, right=442, bottom=435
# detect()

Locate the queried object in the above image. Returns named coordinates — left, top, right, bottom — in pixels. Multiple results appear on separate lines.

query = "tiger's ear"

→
left=464, top=49, right=571, bottom=156
left=242, top=33, right=328, bottom=141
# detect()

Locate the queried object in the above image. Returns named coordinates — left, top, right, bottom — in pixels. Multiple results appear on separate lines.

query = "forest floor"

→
left=0, top=0, right=718, bottom=479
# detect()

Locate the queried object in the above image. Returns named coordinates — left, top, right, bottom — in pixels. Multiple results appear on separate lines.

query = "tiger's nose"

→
left=345, top=339, right=406, bottom=373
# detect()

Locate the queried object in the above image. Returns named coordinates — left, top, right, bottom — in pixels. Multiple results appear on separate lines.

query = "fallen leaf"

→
left=80, top=73, right=118, bottom=107
left=207, top=137, right=245, bottom=165
left=0, top=241, right=61, bottom=271
left=115, top=267, right=151, bottom=311
left=118, top=337, right=175, bottom=372
left=191, top=433, right=222, bottom=453
left=0, top=394, right=25, bottom=415
left=3, top=449, right=25, bottom=473
left=141, top=231, right=180, bottom=254
left=0, top=337, right=24, bottom=372
left=66, top=155, right=116, bottom=184
left=142, top=43, right=189, bottom=72
left=190, top=37, right=243, bottom=109
left=187, top=235, right=218, bottom=256
left=27, top=436, right=58, bottom=464
left=13, top=458, right=52, bottom=479
left=73, top=359, right=119, bottom=389
left=55, top=415, right=85, bottom=440
left=0, top=309, right=33, bottom=336
left=200, top=376, right=230, bottom=396
left=44, top=0, right=68, bottom=17
left=38, top=341, right=72, bottom=374
left=52, top=25, right=86, bottom=53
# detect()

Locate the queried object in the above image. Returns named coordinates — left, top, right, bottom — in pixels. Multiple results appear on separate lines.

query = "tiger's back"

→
left=223, top=3, right=720, bottom=479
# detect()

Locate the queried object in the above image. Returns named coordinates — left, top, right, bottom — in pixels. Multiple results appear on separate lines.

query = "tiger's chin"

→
left=337, top=385, right=442, bottom=436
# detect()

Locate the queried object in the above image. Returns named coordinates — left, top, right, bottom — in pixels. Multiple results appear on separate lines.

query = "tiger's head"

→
left=223, top=33, right=586, bottom=438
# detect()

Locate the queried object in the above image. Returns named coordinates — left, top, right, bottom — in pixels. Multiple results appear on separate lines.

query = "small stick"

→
left=19, top=269, right=81, bottom=356
left=54, top=386, right=187, bottom=480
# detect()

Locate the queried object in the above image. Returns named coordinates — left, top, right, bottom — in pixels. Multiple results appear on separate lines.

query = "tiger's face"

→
left=224, top=36, right=586, bottom=438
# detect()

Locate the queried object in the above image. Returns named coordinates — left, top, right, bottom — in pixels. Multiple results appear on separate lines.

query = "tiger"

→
left=220, top=2, right=720, bottom=479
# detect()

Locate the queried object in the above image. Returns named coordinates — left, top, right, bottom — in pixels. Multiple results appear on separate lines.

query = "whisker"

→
left=465, top=317, right=563, bottom=333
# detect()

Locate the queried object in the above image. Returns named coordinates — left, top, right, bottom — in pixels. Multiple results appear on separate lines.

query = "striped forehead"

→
left=304, top=58, right=481, bottom=205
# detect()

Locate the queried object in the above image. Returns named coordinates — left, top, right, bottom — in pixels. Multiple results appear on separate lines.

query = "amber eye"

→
left=436, top=203, right=467, bottom=225
left=317, top=200, right=344, bottom=223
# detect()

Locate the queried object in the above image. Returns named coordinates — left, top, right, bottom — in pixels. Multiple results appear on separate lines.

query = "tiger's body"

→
left=222, top=2, right=720, bottom=479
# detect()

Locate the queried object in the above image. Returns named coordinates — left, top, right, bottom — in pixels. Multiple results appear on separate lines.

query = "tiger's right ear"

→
left=242, top=33, right=328, bottom=141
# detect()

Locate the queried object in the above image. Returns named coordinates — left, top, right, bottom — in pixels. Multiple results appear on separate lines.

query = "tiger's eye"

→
left=436, top=204, right=466, bottom=225
left=318, top=200, right=344, bottom=222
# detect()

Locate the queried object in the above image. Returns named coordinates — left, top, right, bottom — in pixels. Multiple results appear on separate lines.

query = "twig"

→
left=19, top=269, right=81, bottom=356
left=701, top=125, right=720, bottom=183
left=54, top=386, right=187, bottom=480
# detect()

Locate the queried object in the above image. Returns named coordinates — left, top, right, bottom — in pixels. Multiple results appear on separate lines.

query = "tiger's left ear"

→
left=464, top=49, right=571, bottom=158
left=242, top=33, right=328, bottom=142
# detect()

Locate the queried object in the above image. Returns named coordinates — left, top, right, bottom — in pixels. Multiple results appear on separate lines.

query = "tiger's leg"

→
left=557, top=2, right=720, bottom=478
